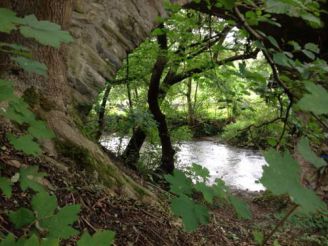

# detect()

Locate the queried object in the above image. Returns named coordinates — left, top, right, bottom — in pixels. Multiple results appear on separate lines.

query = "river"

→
left=101, top=135, right=267, bottom=191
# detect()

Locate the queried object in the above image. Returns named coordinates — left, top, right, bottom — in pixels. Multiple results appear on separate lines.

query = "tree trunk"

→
left=186, top=78, right=195, bottom=126
left=96, top=82, right=112, bottom=141
left=0, top=0, right=172, bottom=199
left=148, top=32, right=175, bottom=174
left=122, top=127, right=147, bottom=169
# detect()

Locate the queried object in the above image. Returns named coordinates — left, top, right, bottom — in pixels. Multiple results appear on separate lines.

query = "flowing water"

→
left=101, top=135, right=267, bottom=191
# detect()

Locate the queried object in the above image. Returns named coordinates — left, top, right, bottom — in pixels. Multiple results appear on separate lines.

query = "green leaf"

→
left=261, top=149, right=302, bottom=195
left=54, top=204, right=80, bottom=225
left=260, top=149, right=326, bottom=213
left=288, top=41, right=301, bottom=51
left=194, top=182, right=215, bottom=204
left=189, top=163, right=210, bottom=182
left=219, top=0, right=236, bottom=10
left=297, top=137, right=326, bottom=168
left=302, top=49, right=315, bottom=60
left=31, top=192, right=57, bottom=219
left=7, top=134, right=41, bottom=156
left=0, top=177, right=12, bottom=198
left=267, top=36, right=279, bottom=49
left=212, top=179, right=228, bottom=200
left=293, top=187, right=326, bottom=213
left=297, top=82, right=328, bottom=115
left=78, top=230, right=116, bottom=246
left=304, top=43, right=319, bottom=54
left=265, top=0, right=292, bottom=15
left=228, top=195, right=252, bottom=220
left=40, top=238, right=60, bottom=246
left=0, top=8, right=19, bottom=33
left=12, top=56, right=47, bottom=76
left=2, top=98, right=35, bottom=124
left=0, top=234, right=16, bottom=246
left=28, top=120, right=55, bottom=140
left=301, top=13, right=322, bottom=27
left=164, top=170, right=193, bottom=196
left=19, top=166, right=47, bottom=192
left=170, top=195, right=209, bottom=232
left=8, top=208, right=35, bottom=228
left=0, top=80, right=14, bottom=101
left=252, top=230, right=264, bottom=245
left=273, top=52, right=293, bottom=68
left=20, top=235, right=39, bottom=246
left=273, top=240, right=281, bottom=246
left=39, top=204, right=80, bottom=240
left=19, top=15, right=73, bottom=48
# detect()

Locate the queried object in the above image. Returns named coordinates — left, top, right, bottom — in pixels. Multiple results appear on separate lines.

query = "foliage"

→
left=165, top=165, right=251, bottom=231
left=260, top=149, right=326, bottom=213
left=297, top=137, right=327, bottom=169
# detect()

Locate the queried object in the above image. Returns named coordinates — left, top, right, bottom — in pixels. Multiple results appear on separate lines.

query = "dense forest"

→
left=0, top=0, right=327, bottom=245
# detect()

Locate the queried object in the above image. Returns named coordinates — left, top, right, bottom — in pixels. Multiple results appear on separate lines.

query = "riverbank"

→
left=0, top=148, right=319, bottom=246
left=1, top=125, right=325, bottom=245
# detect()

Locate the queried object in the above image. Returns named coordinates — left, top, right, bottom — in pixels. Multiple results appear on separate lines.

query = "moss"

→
left=23, top=86, right=40, bottom=107
left=39, top=94, right=55, bottom=111
left=76, top=103, right=93, bottom=120
left=54, top=139, right=122, bottom=188
left=55, top=139, right=94, bottom=172
left=68, top=105, right=96, bottom=141
left=22, top=86, right=55, bottom=111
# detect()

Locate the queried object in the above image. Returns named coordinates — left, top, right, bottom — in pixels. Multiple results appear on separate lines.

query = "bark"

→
left=122, top=127, right=147, bottom=169
left=96, top=82, right=112, bottom=141
left=147, top=29, right=175, bottom=174
left=0, top=0, right=167, bottom=199
left=186, top=78, right=195, bottom=126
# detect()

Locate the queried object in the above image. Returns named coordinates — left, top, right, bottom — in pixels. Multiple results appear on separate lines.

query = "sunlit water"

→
left=101, top=135, right=266, bottom=191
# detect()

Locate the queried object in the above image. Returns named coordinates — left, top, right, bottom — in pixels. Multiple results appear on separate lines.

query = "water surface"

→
left=101, top=135, right=266, bottom=191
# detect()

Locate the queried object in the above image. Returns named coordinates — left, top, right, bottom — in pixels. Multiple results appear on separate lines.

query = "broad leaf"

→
left=39, top=204, right=80, bottom=239
left=194, top=182, right=215, bottom=204
left=0, top=177, right=12, bottom=198
left=19, top=166, right=47, bottom=192
left=273, top=52, right=293, bottom=68
left=3, top=98, right=35, bottom=124
left=297, top=82, right=328, bottom=115
left=8, top=134, right=41, bottom=156
left=40, top=238, right=60, bottom=246
left=12, top=56, right=47, bottom=76
left=0, top=234, right=16, bottom=246
left=0, top=80, right=14, bottom=101
left=8, top=208, right=35, bottom=228
left=261, top=149, right=326, bottom=213
left=0, top=8, right=19, bottom=33
left=170, top=195, right=209, bottom=232
left=31, top=192, right=57, bottom=219
left=165, top=170, right=193, bottom=196
left=188, top=163, right=210, bottom=182
left=212, top=179, right=228, bottom=200
left=229, top=195, right=252, bottom=220
left=297, top=137, right=326, bottom=168
left=252, top=230, right=264, bottom=245
left=19, top=15, right=73, bottom=48
left=18, top=235, right=39, bottom=246
left=28, top=120, right=55, bottom=140
left=78, top=230, right=115, bottom=246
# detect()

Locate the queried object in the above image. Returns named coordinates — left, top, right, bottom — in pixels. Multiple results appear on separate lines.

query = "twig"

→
left=81, top=216, right=97, bottom=233
left=275, top=100, right=293, bottom=149
left=237, top=117, right=283, bottom=134
left=262, top=204, right=298, bottom=245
